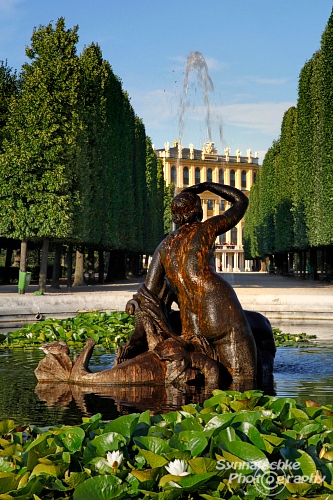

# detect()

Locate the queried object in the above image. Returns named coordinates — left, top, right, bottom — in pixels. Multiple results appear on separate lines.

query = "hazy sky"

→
left=1, top=0, right=333, bottom=162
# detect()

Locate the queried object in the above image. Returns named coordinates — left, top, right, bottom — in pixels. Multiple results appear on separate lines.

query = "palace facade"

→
left=155, top=141, right=260, bottom=272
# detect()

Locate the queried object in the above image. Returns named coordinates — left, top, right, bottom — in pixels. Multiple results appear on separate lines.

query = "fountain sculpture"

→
left=35, top=182, right=276, bottom=393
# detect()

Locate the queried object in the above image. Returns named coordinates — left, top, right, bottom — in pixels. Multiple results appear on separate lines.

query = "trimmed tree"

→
left=0, top=18, right=81, bottom=291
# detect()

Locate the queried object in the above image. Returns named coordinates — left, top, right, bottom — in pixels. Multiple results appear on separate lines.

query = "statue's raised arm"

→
left=182, top=181, right=248, bottom=247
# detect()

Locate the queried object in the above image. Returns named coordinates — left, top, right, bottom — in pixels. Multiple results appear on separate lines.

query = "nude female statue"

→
left=35, top=181, right=274, bottom=391
left=144, top=181, right=257, bottom=385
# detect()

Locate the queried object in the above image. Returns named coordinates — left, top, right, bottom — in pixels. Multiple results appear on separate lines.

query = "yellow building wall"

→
left=157, top=145, right=259, bottom=272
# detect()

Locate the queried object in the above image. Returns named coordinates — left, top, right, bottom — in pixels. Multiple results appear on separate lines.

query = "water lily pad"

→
left=280, top=447, right=317, bottom=477
left=57, top=427, right=85, bottom=452
left=73, top=475, right=124, bottom=500
left=90, top=431, right=126, bottom=455
left=134, top=436, right=172, bottom=455
left=223, top=441, right=270, bottom=474
left=175, top=431, right=208, bottom=457
left=139, top=449, right=168, bottom=468
left=104, top=414, right=139, bottom=440
left=0, top=473, right=19, bottom=494
left=0, top=421, right=15, bottom=436
left=178, top=472, right=216, bottom=492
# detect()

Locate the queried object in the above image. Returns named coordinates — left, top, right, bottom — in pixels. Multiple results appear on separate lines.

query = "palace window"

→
left=171, top=166, right=176, bottom=183
left=253, top=171, right=257, bottom=184
left=195, top=167, right=200, bottom=184
left=207, top=168, right=212, bottom=182
left=207, top=199, right=214, bottom=210
left=219, top=233, right=226, bottom=243
left=219, top=168, right=224, bottom=184
left=183, top=167, right=189, bottom=185
left=241, top=170, right=247, bottom=189
left=219, top=200, right=225, bottom=211
left=230, top=169, right=235, bottom=187
left=231, top=227, right=237, bottom=244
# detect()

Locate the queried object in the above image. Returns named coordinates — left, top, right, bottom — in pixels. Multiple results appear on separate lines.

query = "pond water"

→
left=0, top=320, right=332, bottom=427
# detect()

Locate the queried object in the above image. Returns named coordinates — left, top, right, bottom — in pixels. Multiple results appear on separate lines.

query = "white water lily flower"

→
left=165, top=459, right=189, bottom=476
left=26, top=333, right=33, bottom=339
left=105, top=450, right=123, bottom=469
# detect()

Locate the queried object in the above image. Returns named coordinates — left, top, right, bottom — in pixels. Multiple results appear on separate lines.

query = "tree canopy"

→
left=0, top=18, right=164, bottom=258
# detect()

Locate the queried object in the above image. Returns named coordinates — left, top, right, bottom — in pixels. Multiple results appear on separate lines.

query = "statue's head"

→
left=171, top=192, right=203, bottom=226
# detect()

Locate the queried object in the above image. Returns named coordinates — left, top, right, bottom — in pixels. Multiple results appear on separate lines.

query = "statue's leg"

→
left=244, top=310, right=276, bottom=375
left=213, top=325, right=257, bottom=384
left=190, top=352, right=222, bottom=389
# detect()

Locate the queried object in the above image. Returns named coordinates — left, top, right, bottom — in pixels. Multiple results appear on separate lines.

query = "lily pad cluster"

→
left=0, top=312, right=135, bottom=350
left=1, top=390, right=333, bottom=499
left=272, top=328, right=317, bottom=347
left=0, top=313, right=315, bottom=351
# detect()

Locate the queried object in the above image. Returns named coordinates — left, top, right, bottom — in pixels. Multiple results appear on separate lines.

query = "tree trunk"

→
left=51, top=243, right=62, bottom=288
left=327, top=244, right=333, bottom=274
left=73, top=248, right=85, bottom=286
left=67, top=244, right=73, bottom=288
left=127, top=252, right=141, bottom=277
left=98, top=250, right=104, bottom=284
left=5, top=245, right=13, bottom=268
left=105, top=250, right=127, bottom=281
left=18, top=240, right=28, bottom=294
left=39, top=238, right=49, bottom=293
left=20, top=241, right=28, bottom=271
left=310, top=247, right=318, bottom=280
left=87, top=248, right=95, bottom=285
left=2, top=243, right=13, bottom=285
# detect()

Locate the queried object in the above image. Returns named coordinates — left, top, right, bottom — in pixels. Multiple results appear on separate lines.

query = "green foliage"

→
left=145, top=138, right=164, bottom=253
left=133, top=117, right=148, bottom=251
left=0, top=60, right=18, bottom=152
left=245, top=7, right=333, bottom=258
left=74, top=42, right=110, bottom=245
left=294, top=58, right=313, bottom=249
left=302, top=50, right=325, bottom=247
left=1, top=390, right=333, bottom=498
left=0, top=311, right=135, bottom=350
left=0, top=311, right=313, bottom=351
left=272, top=328, right=316, bottom=347
left=274, top=107, right=296, bottom=252
left=244, top=178, right=260, bottom=258
left=318, top=10, right=333, bottom=245
left=0, top=18, right=165, bottom=261
left=0, top=18, right=81, bottom=240
left=245, top=141, right=279, bottom=257
left=164, top=181, right=175, bottom=236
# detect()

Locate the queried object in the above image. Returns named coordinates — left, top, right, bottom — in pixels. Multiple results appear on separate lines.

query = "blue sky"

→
left=1, top=0, right=333, bottom=162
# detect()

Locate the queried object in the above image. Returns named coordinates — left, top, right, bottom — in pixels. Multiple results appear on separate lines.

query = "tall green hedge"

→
left=0, top=18, right=164, bottom=262
left=0, top=18, right=81, bottom=241
left=319, top=9, right=333, bottom=245
left=274, top=107, right=296, bottom=252
left=245, top=7, right=333, bottom=259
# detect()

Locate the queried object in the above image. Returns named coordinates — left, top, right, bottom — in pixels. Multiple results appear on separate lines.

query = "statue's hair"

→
left=171, top=192, right=203, bottom=226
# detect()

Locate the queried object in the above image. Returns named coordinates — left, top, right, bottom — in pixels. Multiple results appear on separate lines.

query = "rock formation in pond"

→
left=35, top=183, right=275, bottom=392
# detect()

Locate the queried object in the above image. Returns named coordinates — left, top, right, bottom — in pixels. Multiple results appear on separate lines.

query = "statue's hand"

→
left=125, top=299, right=136, bottom=315
left=182, top=182, right=208, bottom=195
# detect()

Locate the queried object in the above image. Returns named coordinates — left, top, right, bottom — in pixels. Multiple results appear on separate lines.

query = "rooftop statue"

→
left=35, top=182, right=275, bottom=393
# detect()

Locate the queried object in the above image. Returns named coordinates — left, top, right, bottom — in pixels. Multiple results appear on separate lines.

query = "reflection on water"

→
left=1, top=323, right=333, bottom=426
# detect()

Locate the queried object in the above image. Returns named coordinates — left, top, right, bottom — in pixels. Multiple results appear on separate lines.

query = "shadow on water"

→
left=1, top=322, right=333, bottom=426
